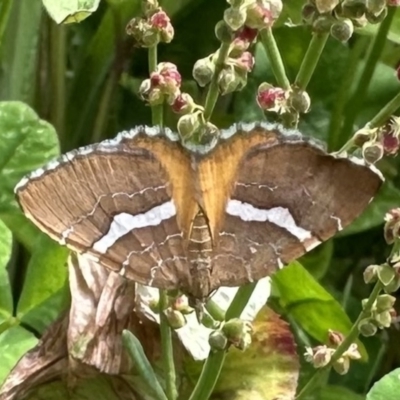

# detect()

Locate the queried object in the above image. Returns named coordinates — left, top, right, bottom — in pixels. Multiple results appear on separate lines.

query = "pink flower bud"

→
left=171, top=93, right=196, bottom=114
left=382, top=131, right=400, bottom=155
left=236, top=25, right=258, bottom=43
left=246, top=2, right=274, bottom=29
left=234, top=51, right=255, bottom=72
left=387, top=0, right=400, bottom=6
left=256, top=83, right=286, bottom=112
left=150, top=10, right=170, bottom=29
left=328, top=330, right=344, bottom=347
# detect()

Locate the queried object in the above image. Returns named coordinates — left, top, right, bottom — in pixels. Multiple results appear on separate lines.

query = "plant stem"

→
left=295, top=32, right=329, bottom=90
left=205, top=299, right=225, bottom=322
left=203, top=42, right=231, bottom=121
left=296, top=281, right=383, bottom=400
left=368, top=90, right=400, bottom=129
left=0, top=0, right=13, bottom=48
left=339, top=7, right=396, bottom=143
left=159, top=290, right=177, bottom=400
left=188, top=351, right=226, bottom=400
left=225, top=282, right=257, bottom=320
left=260, top=28, right=290, bottom=90
left=148, top=45, right=163, bottom=127
left=189, top=283, right=257, bottom=400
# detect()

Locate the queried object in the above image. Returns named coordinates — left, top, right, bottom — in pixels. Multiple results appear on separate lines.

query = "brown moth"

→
left=15, top=122, right=383, bottom=302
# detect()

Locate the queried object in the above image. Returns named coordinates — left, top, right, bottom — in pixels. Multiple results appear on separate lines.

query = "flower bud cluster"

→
left=139, top=62, right=182, bottom=106
left=358, top=294, right=397, bottom=336
left=209, top=318, right=253, bottom=351
left=147, top=291, right=195, bottom=329
left=256, top=83, right=311, bottom=116
left=224, top=0, right=282, bottom=31
left=126, top=1, right=174, bottom=47
left=192, top=1, right=283, bottom=98
left=355, top=118, right=400, bottom=164
left=193, top=25, right=257, bottom=96
left=304, top=330, right=361, bottom=375
left=384, top=208, right=400, bottom=247
left=302, top=0, right=394, bottom=43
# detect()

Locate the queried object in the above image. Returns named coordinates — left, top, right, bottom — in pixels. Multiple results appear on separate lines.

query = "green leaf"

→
left=367, top=368, right=400, bottom=400
left=122, top=330, right=168, bottom=400
left=0, top=219, right=12, bottom=324
left=340, top=181, right=400, bottom=236
left=17, top=235, right=69, bottom=330
left=0, top=325, right=37, bottom=386
left=42, top=0, right=102, bottom=24
left=300, top=240, right=334, bottom=280
left=273, top=262, right=367, bottom=359
left=0, top=101, right=60, bottom=249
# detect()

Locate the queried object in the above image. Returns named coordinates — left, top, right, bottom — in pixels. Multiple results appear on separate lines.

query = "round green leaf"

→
left=42, top=0, right=102, bottom=24
left=0, top=101, right=60, bottom=249
left=367, top=368, right=400, bottom=400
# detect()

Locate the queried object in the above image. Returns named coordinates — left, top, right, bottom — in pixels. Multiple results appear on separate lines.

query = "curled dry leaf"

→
left=0, top=254, right=164, bottom=400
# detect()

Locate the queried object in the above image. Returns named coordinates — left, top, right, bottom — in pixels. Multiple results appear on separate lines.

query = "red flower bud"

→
left=256, top=84, right=286, bottom=112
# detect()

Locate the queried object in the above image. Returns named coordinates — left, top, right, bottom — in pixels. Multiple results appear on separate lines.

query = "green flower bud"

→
left=315, top=0, right=340, bottom=13
left=383, top=276, right=400, bottom=293
left=366, top=0, right=386, bottom=15
left=365, top=6, right=387, bottom=23
left=177, top=111, right=201, bottom=139
left=215, top=20, right=235, bottom=44
left=149, top=298, right=161, bottom=314
left=193, top=56, right=215, bottom=87
left=374, top=310, right=392, bottom=328
left=362, top=140, right=384, bottom=164
left=376, top=294, right=396, bottom=312
left=363, top=264, right=379, bottom=284
left=330, top=19, right=354, bottom=42
left=358, top=318, right=378, bottom=336
left=209, top=330, right=228, bottom=351
left=224, top=6, right=247, bottom=31
left=332, top=357, right=350, bottom=375
left=196, top=122, right=220, bottom=147
left=377, top=263, right=395, bottom=285
left=222, top=318, right=253, bottom=350
left=340, top=0, right=367, bottom=18
left=312, top=15, right=334, bottom=33
left=218, top=66, right=239, bottom=94
left=164, top=308, right=186, bottom=329
left=288, top=88, right=311, bottom=113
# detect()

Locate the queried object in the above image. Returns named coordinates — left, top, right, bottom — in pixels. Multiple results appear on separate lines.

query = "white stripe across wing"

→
left=93, top=200, right=176, bottom=254
left=226, top=199, right=312, bottom=241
